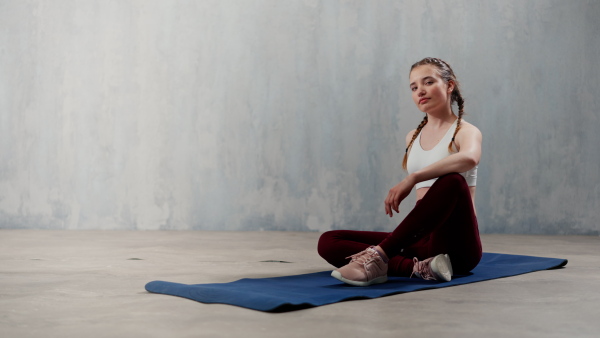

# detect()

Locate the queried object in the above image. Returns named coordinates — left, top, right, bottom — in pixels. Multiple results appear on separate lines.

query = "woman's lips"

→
left=419, top=98, right=429, bottom=104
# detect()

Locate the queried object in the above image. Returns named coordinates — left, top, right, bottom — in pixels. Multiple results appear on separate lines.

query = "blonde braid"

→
left=448, top=88, right=465, bottom=152
left=402, top=115, right=428, bottom=170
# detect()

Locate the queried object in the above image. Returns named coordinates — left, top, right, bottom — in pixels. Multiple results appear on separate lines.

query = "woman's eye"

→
left=411, top=87, right=417, bottom=91
left=426, top=81, right=433, bottom=85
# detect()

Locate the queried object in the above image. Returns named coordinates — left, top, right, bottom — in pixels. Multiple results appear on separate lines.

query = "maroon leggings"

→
left=317, top=173, right=482, bottom=277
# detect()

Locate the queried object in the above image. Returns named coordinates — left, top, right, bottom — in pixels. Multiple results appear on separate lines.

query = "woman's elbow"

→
left=463, top=154, right=479, bottom=168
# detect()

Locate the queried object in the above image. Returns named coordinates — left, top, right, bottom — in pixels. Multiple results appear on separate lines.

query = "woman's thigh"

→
left=318, top=229, right=431, bottom=267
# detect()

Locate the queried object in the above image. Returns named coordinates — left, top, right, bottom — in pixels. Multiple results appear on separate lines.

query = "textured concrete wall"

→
left=1, top=0, right=598, bottom=234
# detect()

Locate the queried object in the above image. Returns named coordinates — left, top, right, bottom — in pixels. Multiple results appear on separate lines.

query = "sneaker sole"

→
left=331, top=270, right=388, bottom=287
left=430, top=254, right=453, bottom=282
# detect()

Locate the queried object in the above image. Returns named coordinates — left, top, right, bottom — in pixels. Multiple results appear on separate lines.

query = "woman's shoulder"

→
left=455, top=120, right=483, bottom=148
left=459, top=120, right=482, bottom=136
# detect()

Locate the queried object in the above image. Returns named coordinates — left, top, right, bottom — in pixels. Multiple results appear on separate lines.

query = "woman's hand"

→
left=384, top=175, right=416, bottom=217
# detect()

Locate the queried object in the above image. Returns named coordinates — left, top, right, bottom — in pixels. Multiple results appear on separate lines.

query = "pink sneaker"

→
left=411, top=254, right=453, bottom=282
left=331, top=247, right=388, bottom=286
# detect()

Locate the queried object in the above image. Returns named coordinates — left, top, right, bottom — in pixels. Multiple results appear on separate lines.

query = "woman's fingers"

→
left=385, top=191, right=399, bottom=217
left=384, top=196, right=391, bottom=216
left=393, top=201, right=399, bottom=213
left=384, top=194, right=391, bottom=216
left=385, top=179, right=414, bottom=217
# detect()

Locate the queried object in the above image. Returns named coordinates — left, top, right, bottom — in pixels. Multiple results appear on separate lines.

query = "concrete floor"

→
left=0, top=231, right=598, bottom=338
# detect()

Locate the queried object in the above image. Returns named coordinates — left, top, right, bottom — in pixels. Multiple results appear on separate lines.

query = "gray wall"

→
left=1, top=0, right=598, bottom=234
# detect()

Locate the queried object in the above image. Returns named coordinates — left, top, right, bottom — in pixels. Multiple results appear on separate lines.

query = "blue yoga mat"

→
left=145, top=252, right=567, bottom=312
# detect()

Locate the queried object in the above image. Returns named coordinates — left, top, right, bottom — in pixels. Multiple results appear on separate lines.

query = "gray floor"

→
left=0, top=231, right=598, bottom=338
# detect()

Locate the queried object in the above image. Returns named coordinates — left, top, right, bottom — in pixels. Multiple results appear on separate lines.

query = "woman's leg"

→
left=318, top=230, right=387, bottom=268
left=378, top=173, right=482, bottom=275
left=317, top=230, right=430, bottom=276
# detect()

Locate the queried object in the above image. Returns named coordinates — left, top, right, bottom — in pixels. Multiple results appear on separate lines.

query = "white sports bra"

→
left=406, top=119, right=477, bottom=190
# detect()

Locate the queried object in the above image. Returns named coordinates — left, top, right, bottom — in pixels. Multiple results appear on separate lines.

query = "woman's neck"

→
left=425, top=111, right=457, bottom=128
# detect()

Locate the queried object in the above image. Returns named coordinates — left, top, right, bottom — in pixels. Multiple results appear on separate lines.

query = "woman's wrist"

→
left=405, top=173, right=419, bottom=187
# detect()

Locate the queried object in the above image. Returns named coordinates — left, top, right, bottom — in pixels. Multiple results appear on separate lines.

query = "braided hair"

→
left=402, top=57, right=465, bottom=170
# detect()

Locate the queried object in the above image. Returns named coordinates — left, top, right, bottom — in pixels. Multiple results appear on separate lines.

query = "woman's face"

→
left=409, top=65, right=453, bottom=113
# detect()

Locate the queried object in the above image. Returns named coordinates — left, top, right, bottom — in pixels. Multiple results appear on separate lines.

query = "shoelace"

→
left=346, top=248, right=378, bottom=266
left=410, top=257, right=435, bottom=280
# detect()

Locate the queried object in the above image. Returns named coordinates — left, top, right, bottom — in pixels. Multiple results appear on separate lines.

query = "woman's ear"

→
left=447, top=80, right=455, bottom=93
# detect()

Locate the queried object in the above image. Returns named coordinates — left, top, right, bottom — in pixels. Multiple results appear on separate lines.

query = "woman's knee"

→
left=439, top=172, right=465, bottom=184
left=317, top=230, right=340, bottom=259
left=434, top=173, right=469, bottom=193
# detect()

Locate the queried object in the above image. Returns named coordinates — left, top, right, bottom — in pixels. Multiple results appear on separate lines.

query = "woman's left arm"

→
left=384, top=124, right=482, bottom=217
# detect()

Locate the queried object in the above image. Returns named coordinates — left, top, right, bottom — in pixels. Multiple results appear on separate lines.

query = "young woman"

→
left=318, top=57, right=483, bottom=286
